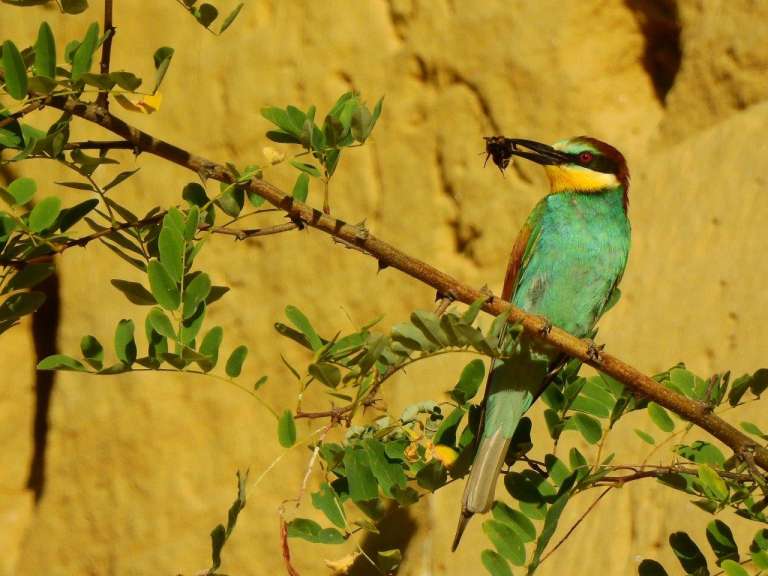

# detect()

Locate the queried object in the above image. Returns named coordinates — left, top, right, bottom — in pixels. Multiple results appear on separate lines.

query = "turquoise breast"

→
left=512, top=189, right=631, bottom=337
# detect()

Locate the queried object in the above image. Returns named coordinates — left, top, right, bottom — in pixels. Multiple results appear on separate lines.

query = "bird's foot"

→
left=585, top=339, right=605, bottom=362
left=537, top=317, right=553, bottom=337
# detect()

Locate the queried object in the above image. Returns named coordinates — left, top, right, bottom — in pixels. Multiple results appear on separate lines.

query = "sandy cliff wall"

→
left=1, top=1, right=767, bottom=574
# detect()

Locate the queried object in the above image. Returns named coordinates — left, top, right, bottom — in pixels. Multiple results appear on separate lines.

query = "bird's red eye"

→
left=578, top=151, right=594, bottom=164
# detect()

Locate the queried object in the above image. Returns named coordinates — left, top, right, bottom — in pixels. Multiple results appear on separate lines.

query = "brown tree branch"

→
left=36, top=94, right=768, bottom=471
left=63, top=140, right=135, bottom=151
left=96, top=0, right=115, bottom=110
left=0, top=100, right=44, bottom=130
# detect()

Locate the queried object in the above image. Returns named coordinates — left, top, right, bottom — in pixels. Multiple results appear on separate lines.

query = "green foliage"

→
left=2, top=8, right=767, bottom=574
left=174, top=1, right=244, bottom=35
left=207, top=469, right=248, bottom=575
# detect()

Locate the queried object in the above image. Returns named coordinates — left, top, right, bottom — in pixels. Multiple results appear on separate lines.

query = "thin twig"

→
left=96, top=0, right=115, bottom=109
left=539, top=487, right=613, bottom=565
left=0, top=100, right=44, bottom=130
left=21, top=92, right=768, bottom=472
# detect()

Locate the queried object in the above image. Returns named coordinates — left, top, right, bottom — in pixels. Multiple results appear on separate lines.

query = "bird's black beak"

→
left=507, top=139, right=571, bottom=165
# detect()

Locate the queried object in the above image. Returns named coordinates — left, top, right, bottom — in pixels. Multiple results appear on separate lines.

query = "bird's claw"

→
left=585, top=340, right=605, bottom=361
left=538, top=317, right=553, bottom=337
left=479, top=284, right=494, bottom=298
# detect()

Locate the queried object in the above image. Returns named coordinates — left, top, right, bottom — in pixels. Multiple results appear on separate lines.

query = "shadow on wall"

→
left=625, top=0, right=682, bottom=103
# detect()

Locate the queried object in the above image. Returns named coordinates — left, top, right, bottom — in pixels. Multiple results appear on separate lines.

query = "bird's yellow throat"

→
left=544, top=165, right=621, bottom=193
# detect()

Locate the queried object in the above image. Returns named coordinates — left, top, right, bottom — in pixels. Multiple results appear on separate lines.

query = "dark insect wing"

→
left=483, top=136, right=514, bottom=173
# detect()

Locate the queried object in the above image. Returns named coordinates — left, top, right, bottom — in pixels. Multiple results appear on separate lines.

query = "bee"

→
left=483, top=136, right=515, bottom=173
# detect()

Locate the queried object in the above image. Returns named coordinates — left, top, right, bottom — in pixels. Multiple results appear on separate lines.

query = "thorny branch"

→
left=96, top=0, right=115, bottom=110
left=0, top=208, right=299, bottom=268
left=30, top=94, right=768, bottom=473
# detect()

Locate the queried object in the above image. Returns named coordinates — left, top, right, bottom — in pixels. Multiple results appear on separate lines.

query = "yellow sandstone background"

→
left=1, top=1, right=767, bottom=575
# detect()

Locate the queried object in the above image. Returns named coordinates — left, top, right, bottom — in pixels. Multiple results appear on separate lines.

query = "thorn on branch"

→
left=585, top=340, right=605, bottom=362
left=538, top=316, right=553, bottom=337
left=354, top=219, right=369, bottom=241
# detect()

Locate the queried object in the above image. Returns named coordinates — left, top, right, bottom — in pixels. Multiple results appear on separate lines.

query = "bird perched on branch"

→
left=452, top=136, right=631, bottom=549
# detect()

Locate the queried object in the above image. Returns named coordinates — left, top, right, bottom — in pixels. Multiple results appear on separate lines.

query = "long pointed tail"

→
left=451, top=430, right=511, bottom=550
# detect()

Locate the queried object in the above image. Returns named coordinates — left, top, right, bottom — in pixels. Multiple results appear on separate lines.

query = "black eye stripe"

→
left=570, top=153, right=617, bottom=175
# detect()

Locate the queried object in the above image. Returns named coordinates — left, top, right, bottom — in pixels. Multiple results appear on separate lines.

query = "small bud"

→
left=262, top=146, right=286, bottom=165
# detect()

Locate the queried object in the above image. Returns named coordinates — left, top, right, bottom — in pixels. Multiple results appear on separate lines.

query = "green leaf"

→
left=183, top=273, right=211, bottom=319
left=751, top=368, right=768, bottom=396
left=707, top=519, right=739, bottom=564
left=71, top=22, right=99, bottom=83
left=698, top=463, right=729, bottom=501
left=59, top=198, right=98, bottom=231
left=5, top=262, right=54, bottom=291
left=638, top=560, right=669, bottom=576
left=147, top=259, right=180, bottom=310
left=34, top=22, right=56, bottom=79
left=676, top=441, right=725, bottom=467
left=80, top=335, right=103, bottom=370
left=2, top=40, right=27, bottom=100
left=158, top=225, right=185, bottom=283
left=80, top=73, right=116, bottom=90
left=215, top=184, right=244, bottom=217
left=36, top=352, right=88, bottom=372
left=741, top=421, right=767, bottom=439
left=198, top=326, right=223, bottom=371
left=750, top=529, right=768, bottom=569
left=572, top=413, right=602, bottom=444
left=61, top=0, right=88, bottom=14
left=669, top=531, right=709, bottom=575
left=147, top=307, right=176, bottom=339
left=309, top=363, right=341, bottom=388
left=29, top=196, right=61, bottom=232
left=720, top=560, right=748, bottom=576
left=344, top=448, right=378, bottom=502
left=416, top=459, right=447, bottom=492
left=208, top=469, right=248, bottom=574
left=225, top=345, right=248, bottom=377
left=114, top=319, right=137, bottom=366
left=219, top=2, right=244, bottom=33
left=569, top=395, right=611, bottom=418
left=286, top=518, right=345, bottom=545
left=544, top=454, right=571, bottom=486
left=291, top=172, right=309, bottom=202
left=180, top=301, right=205, bottom=344
left=481, top=549, right=512, bottom=576
left=363, top=439, right=406, bottom=497
left=450, top=358, right=485, bottom=404
left=311, top=482, right=345, bottom=529
left=0, top=291, right=45, bottom=321
left=635, top=429, right=655, bottom=445
left=7, top=177, right=36, bottom=205
left=289, top=160, right=322, bottom=178
left=152, top=46, right=174, bottom=94
left=647, top=402, right=675, bottom=432
left=110, top=279, right=156, bottom=306
left=195, top=3, right=218, bottom=27
left=108, top=71, right=142, bottom=91
left=490, top=502, right=536, bottom=543
left=433, top=406, right=465, bottom=447
left=277, top=409, right=296, bottom=447
left=483, top=519, right=525, bottom=565
left=285, top=305, right=322, bottom=350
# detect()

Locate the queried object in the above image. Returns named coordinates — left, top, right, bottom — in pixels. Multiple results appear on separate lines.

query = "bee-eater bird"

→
left=452, top=136, right=631, bottom=550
